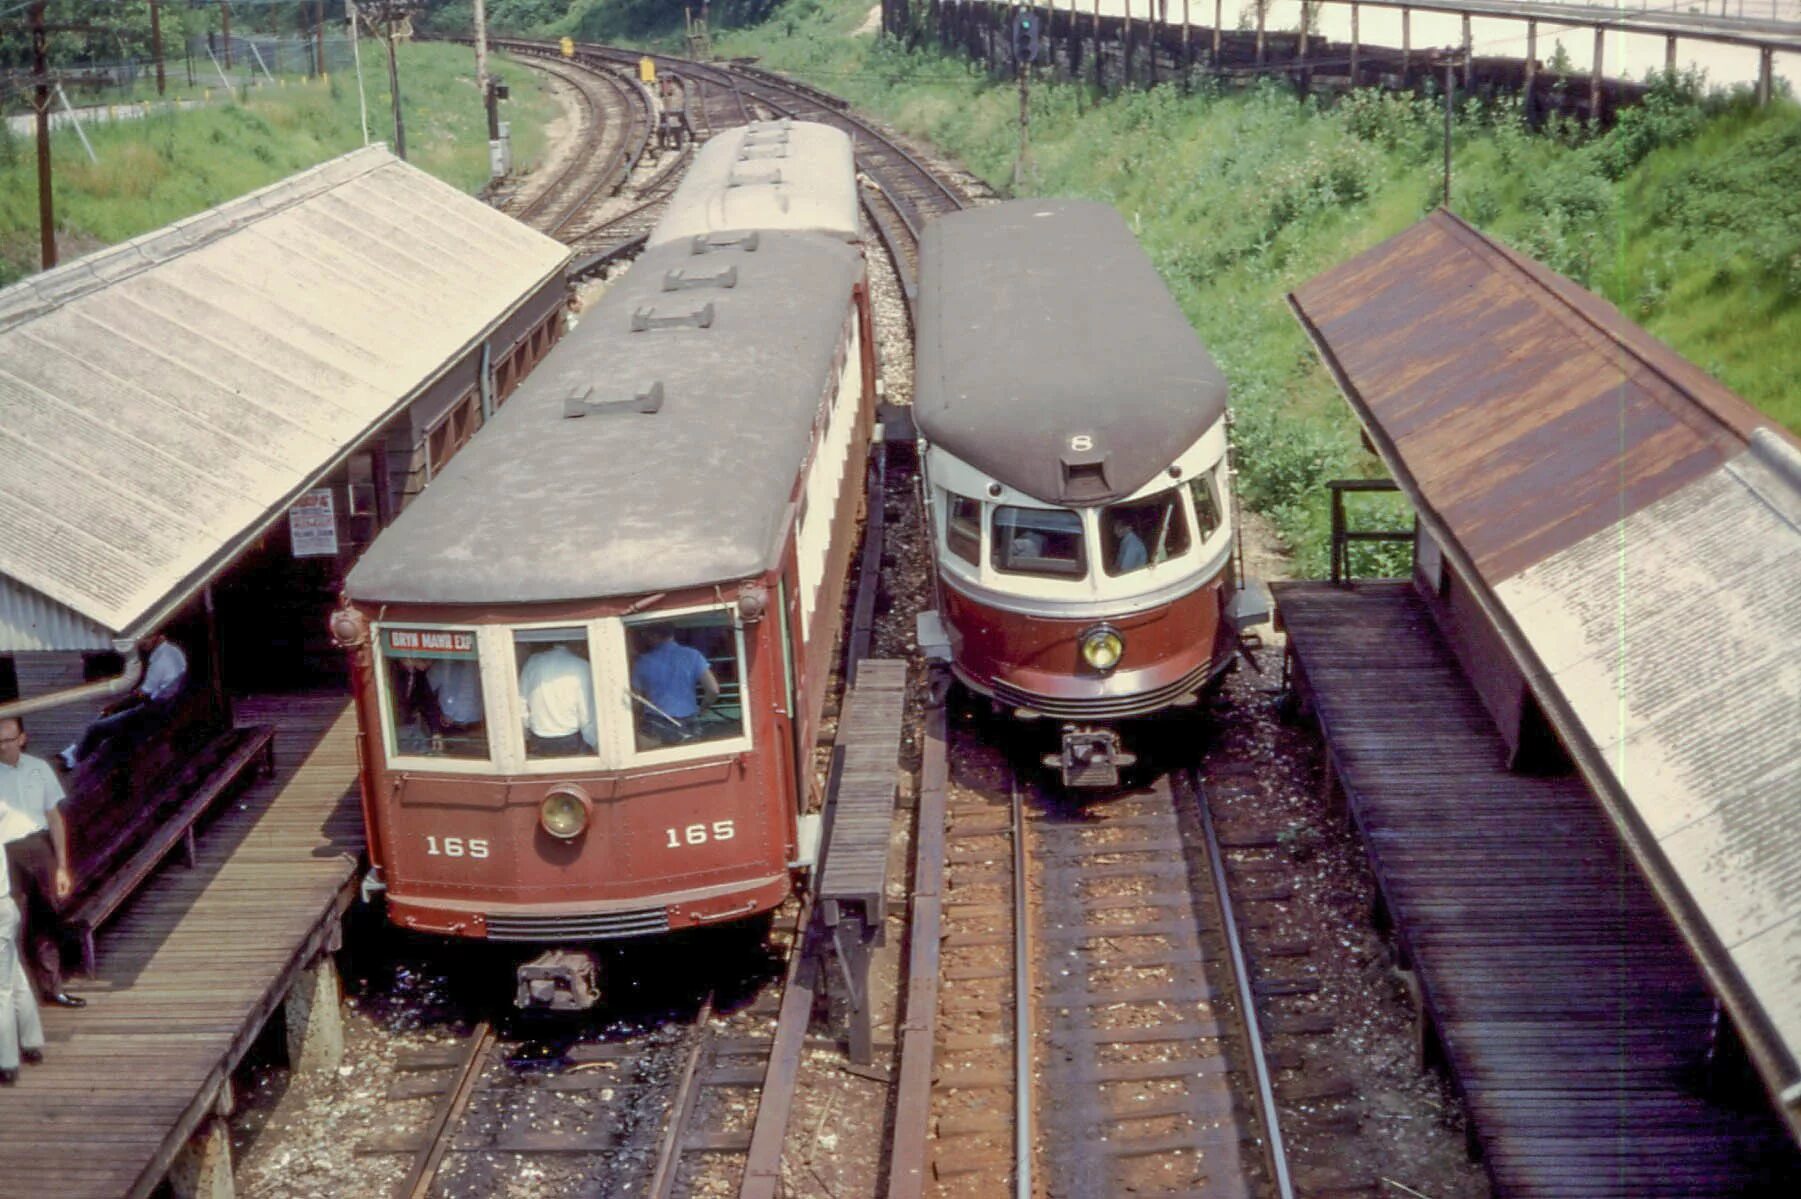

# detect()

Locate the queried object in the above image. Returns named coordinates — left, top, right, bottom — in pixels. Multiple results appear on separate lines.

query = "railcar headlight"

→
left=539, top=787, right=591, bottom=840
left=1080, top=625, right=1124, bottom=672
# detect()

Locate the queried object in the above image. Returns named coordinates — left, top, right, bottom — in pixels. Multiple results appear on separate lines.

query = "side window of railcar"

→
left=1102, top=491, right=1191, bottom=577
left=1190, top=469, right=1223, bottom=544
left=515, top=629, right=598, bottom=759
left=991, top=506, right=1087, bottom=578
left=626, top=612, right=747, bottom=752
left=946, top=493, right=982, bottom=565
left=380, top=628, right=489, bottom=760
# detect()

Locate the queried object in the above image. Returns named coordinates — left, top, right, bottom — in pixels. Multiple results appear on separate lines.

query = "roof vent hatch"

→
left=631, top=302, right=715, bottom=332
left=663, top=265, right=738, bottom=292
left=563, top=381, right=665, bottom=419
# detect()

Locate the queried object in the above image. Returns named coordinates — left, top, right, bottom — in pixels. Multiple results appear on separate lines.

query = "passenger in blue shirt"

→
left=1112, top=518, right=1149, bottom=573
left=631, top=627, right=720, bottom=744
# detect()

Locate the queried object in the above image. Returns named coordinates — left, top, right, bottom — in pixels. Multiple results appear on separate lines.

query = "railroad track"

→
left=359, top=908, right=809, bottom=1199
left=483, top=38, right=969, bottom=301
left=896, top=723, right=1297, bottom=1198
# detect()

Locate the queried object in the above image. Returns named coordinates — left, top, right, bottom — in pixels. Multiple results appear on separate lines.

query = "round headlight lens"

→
left=1081, top=626, right=1124, bottom=672
left=539, top=790, right=590, bottom=839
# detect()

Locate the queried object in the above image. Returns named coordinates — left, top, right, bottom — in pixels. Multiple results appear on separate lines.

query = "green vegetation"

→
left=0, top=41, right=554, bottom=286
left=682, top=0, right=1799, bottom=574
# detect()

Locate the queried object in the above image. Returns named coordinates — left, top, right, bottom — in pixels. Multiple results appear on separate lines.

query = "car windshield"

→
left=991, top=506, right=1087, bottom=578
left=380, top=627, right=489, bottom=759
left=626, top=611, right=746, bottom=752
left=1102, top=490, right=1191, bottom=576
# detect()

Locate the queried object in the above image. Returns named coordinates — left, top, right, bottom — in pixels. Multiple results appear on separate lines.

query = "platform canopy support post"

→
left=168, top=1118, right=235, bottom=1199
left=285, top=954, right=346, bottom=1075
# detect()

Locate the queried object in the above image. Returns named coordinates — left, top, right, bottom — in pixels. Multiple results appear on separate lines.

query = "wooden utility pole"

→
left=473, top=0, right=489, bottom=93
left=315, top=0, right=328, bottom=76
left=150, top=0, right=167, bottom=95
left=29, top=1, right=55, bottom=269
left=221, top=2, right=233, bottom=70
left=382, top=5, right=407, bottom=159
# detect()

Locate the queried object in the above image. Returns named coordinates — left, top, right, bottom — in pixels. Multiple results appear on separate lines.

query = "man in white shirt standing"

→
left=518, top=645, right=597, bottom=758
left=1, top=821, right=49, bottom=1085
left=1, top=716, right=83, bottom=1009
left=60, top=632, right=188, bottom=769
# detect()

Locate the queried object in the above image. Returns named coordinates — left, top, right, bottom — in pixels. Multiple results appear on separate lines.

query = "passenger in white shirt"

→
left=518, top=645, right=597, bottom=757
left=61, top=633, right=189, bottom=769
left=2, top=717, right=82, bottom=1009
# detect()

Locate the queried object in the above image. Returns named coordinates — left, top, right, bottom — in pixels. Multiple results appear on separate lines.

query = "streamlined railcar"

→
left=333, top=122, right=874, bottom=1008
left=915, top=199, right=1262, bottom=787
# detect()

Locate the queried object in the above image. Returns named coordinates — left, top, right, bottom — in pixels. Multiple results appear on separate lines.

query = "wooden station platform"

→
left=1273, top=582, right=1799, bottom=1196
left=0, top=692, right=363, bottom=1199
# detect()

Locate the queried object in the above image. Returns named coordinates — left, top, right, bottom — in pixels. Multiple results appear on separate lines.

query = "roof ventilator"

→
left=662, top=265, right=738, bottom=292
left=728, top=165, right=783, bottom=188
left=1059, top=443, right=1112, bottom=503
left=691, top=231, right=759, bottom=256
left=738, top=144, right=790, bottom=161
left=563, top=381, right=665, bottom=418
left=631, top=302, right=715, bottom=332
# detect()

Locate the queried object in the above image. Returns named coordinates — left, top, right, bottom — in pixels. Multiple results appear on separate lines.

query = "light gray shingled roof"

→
left=345, top=231, right=865, bottom=604
left=915, top=199, right=1228, bottom=506
left=0, top=145, right=570, bottom=648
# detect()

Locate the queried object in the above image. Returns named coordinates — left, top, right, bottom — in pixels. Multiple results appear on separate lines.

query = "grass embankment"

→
left=685, top=1, right=1801, bottom=576
left=0, top=41, right=555, bottom=287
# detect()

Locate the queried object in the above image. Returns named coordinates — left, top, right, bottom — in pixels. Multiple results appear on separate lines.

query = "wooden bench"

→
left=66, top=724, right=276, bottom=975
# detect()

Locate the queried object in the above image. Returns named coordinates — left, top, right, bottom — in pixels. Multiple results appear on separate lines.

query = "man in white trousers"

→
left=0, top=810, right=48, bottom=1085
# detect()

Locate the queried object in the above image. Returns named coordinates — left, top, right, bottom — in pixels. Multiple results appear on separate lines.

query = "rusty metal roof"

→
left=1291, top=209, right=1801, bottom=1135
left=0, top=146, right=570, bottom=652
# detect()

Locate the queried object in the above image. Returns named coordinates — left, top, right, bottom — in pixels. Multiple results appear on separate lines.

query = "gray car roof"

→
left=346, top=231, right=864, bottom=605
left=647, top=120, right=861, bottom=250
left=915, top=199, right=1228, bottom=506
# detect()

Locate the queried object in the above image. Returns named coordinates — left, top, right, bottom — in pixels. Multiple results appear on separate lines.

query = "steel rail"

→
left=1010, top=774, right=1034, bottom=1199
left=646, top=993, right=718, bottom=1199
left=1193, top=774, right=1296, bottom=1199
left=395, top=1021, right=496, bottom=1199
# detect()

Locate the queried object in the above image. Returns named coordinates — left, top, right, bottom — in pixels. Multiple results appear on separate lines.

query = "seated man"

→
left=518, top=645, right=596, bottom=758
left=630, top=627, right=720, bottom=746
left=1, top=717, right=82, bottom=1009
left=60, top=633, right=187, bottom=770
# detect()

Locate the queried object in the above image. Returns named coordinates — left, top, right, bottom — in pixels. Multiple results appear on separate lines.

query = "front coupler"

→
left=1044, top=725, right=1137, bottom=789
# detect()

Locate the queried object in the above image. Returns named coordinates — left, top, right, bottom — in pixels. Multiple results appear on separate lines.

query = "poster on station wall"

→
left=289, top=488, right=339, bottom=558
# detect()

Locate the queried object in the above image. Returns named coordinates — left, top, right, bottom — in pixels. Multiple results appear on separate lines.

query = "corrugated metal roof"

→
left=645, top=120, right=860, bottom=250
left=0, top=574, right=112, bottom=653
left=1290, top=211, right=1801, bottom=1133
left=0, top=146, right=570, bottom=649
left=1290, top=210, right=1770, bottom=583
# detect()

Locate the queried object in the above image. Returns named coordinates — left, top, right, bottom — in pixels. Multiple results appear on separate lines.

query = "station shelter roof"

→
left=1289, top=208, right=1801, bottom=1134
left=0, top=146, right=570, bottom=654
